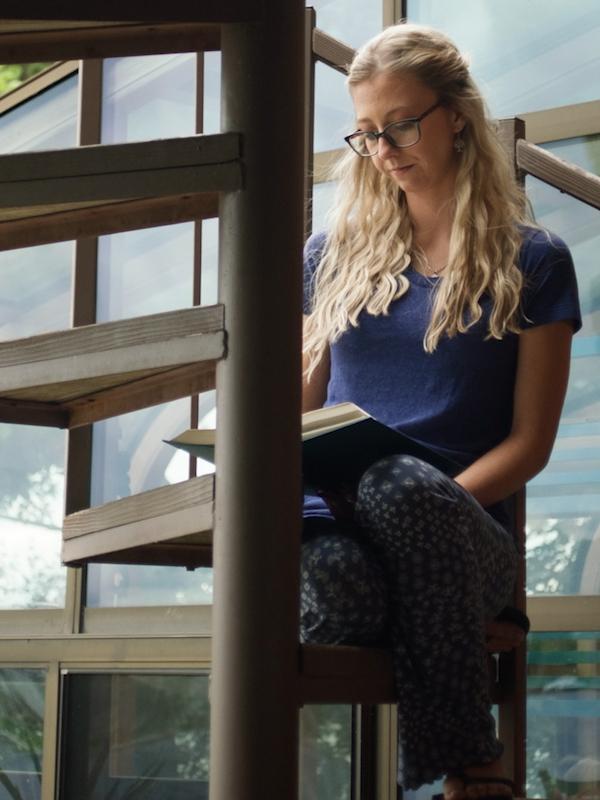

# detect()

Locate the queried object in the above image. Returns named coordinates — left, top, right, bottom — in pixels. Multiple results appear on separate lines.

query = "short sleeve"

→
left=519, top=228, right=582, bottom=333
left=303, top=230, right=328, bottom=315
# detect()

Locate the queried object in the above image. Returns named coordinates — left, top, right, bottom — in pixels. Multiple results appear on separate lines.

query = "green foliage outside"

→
left=0, top=64, right=52, bottom=96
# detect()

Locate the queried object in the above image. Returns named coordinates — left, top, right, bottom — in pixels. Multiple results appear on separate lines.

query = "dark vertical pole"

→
left=304, top=7, right=316, bottom=239
left=211, top=3, right=305, bottom=800
left=63, top=58, right=102, bottom=634
left=497, top=118, right=527, bottom=797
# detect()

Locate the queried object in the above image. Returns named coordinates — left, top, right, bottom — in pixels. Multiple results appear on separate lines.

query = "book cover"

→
left=166, top=402, right=460, bottom=493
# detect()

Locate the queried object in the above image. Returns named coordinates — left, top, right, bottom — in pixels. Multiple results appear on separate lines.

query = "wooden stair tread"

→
left=62, top=475, right=214, bottom=568
left=0, top=194, right=219, bottom=251
left=0, top=133, right=242, bottom=209
left=0, top=305, right=224, bottom=428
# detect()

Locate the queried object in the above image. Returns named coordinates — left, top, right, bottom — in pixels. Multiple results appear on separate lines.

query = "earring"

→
left=453, top=135, right=465, bottom=153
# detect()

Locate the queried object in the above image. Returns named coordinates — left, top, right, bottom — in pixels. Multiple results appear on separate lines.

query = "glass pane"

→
left=308, top=0, right=382, bottom=48
left=102, top=54, right=196, bottom=143
left=0, top=74, right=78, bottom=153
left=87, top=397, right=214, bottom=608
left=406, top=0, right=600, bottom=116
left=0, top=241, right=72, bottom=339
left=300, top=705, right=352, bottom=800
left=0, top=425, right=66, bottom=609
left=314, top=62, right=354, bottom=153
left=88, top=52, right=205, bottom=608
left=60, top=673, right=209, bottom=800
left=0, top=67, right=76, bottom=615
left=200, top=218, right=219, bottom=306
left=526, top=136, right=600, bottom=596
left=203, top=52, right=221, bottom=135
left=0, top=668, right=45, bottom=800
left=527, top=632, right=600, bottom=798
left=312, top=181, right=337, bottom=232
left=96, top=223, right=194, bottom=322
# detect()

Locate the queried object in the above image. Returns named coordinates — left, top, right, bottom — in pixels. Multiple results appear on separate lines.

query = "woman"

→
left=300, top=23, right=580, bottom=798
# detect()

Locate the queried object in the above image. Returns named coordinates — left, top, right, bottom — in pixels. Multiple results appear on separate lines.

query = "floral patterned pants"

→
left=300, top=455, right=518, bottom=790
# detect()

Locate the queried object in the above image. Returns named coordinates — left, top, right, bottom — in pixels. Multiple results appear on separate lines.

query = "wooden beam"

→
left=0, top=22, right=220, bottom=62
left=63, top=475, right=213, bottom=539
left=66, top=362, right=216, bottom=428
left=0, top=305, right=224, bottom=402
left=312, top=27, right=355, bottom=75
left=0, top=2, right=261, bottom=23
left=0, top=133, right=242, bottom=208
left=0, top=397, right=68, bottom=427
left=62, top=476, right=214, bottom=567
left=517, top=138, right=600, bottom=210
left=299, top=644, right=395, bottom=705
left=0, top=194, right=219, bottom=251
left=498, top=117, right=526, bottom=184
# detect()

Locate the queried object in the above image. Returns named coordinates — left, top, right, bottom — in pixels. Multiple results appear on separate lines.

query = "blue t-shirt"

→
left=303, top=226, right=581, bottom=528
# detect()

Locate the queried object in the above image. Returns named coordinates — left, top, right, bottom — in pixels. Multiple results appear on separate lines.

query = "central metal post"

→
left=211, top=3, right=305, bottom=799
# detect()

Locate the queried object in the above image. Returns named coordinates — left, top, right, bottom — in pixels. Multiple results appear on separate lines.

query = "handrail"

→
left=517, top=139, right=600, bottom=210
left=312, top=27, right=354, bottom=74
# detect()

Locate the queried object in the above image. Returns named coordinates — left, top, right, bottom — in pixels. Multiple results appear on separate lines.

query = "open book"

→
left=166, top=402, right=459, bottom=493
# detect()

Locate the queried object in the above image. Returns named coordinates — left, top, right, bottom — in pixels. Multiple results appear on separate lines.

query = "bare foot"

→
left=443, top=759, right=514, bottom=800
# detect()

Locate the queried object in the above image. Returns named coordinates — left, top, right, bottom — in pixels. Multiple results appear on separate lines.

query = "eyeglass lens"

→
left=351, top=120, right=420, bottom=155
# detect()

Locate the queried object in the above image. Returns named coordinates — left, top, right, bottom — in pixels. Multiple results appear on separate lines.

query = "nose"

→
left=376, top=134, right=396, bottom=158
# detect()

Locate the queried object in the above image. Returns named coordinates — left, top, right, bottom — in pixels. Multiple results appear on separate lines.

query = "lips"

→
left=390, top=164, right=413, bottom=174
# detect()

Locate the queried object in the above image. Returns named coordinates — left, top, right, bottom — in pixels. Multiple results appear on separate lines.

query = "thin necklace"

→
left=416, top=250, right=447, bottom=280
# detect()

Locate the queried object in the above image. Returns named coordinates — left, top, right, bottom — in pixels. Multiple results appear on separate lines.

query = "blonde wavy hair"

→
left=304, top=23, right=533, bottom=381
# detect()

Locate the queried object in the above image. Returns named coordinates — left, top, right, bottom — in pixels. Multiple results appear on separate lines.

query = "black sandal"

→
left=494, top=605, right=530, bottom=635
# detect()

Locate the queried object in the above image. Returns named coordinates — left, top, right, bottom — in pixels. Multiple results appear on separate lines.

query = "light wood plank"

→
left=0, top=336, right=223, bottom=401
left=0, top=22, right=220, bottom=62
left=1, top=133, right=239, bottom=182
left=66, top=362, right=216, bottom=428
left=0, top=304, right=223, bottom=367
left=62, top=481, right=214, bottom=566
left=0, top=194, right=219, bottom=251
left=312, top=28, right=354, bottom=75
left=0, top=397, right=68, bottom=427
left=517, top=139, right=600, bottom=210
left=0, top=305, right=224, bottom=406
left=0, top=133, right=242, bottom=208
left=64, top=476, right=214, bottom=538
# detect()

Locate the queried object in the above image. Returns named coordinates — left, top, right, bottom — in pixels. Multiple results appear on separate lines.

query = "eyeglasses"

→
left=344, top=100, right=442, bottom=157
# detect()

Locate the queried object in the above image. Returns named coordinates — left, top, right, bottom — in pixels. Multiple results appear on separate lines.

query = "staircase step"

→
left=0, top=132, right=242, bottom=208
left=62, top=475, right=214, bottom=568
left=0, top=193, right=219, bottom=251
left=0, top=304, right=224, bottom=428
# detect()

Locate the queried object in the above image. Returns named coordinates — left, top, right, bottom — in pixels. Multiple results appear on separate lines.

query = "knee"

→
left=356, top=454, right=442, bottom=510
left=355, top=455, right=460, bottom=536
left=300, top=534, right=387, bottom=645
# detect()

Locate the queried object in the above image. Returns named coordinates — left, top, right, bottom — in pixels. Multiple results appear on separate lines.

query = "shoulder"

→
left=517, top=225, right=581, bottom=332
left=518, top=225, right=572, bottom=275
left=303, top=230, right=329, bottom=314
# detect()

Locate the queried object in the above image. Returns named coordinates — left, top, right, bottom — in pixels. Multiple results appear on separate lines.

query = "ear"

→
left=450, top=108, right=465, bottom=134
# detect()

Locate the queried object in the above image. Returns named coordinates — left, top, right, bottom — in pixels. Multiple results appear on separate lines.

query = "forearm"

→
left=453, top=432, right=548, bottom=508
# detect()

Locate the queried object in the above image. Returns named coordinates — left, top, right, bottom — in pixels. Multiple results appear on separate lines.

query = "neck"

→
left=407, top=194, right=455, bottom=241
left=406, top=191, right=456, bottom=276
